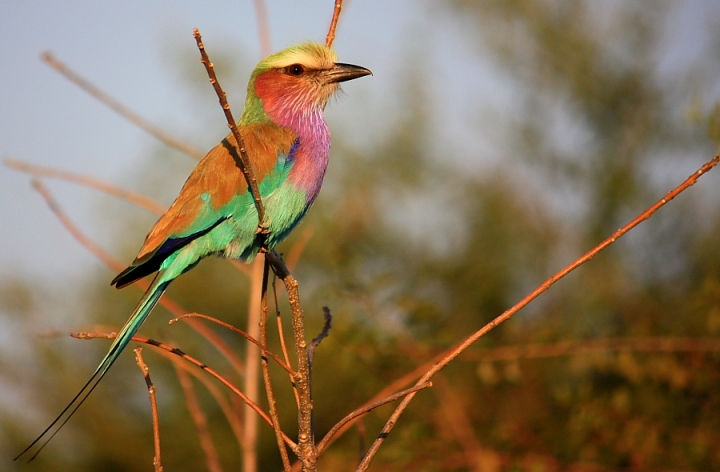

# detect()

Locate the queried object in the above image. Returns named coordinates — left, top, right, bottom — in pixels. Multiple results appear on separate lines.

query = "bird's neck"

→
left=241, top=93, right=331, bottom=203
left=286, top=110, right=331, bottom=204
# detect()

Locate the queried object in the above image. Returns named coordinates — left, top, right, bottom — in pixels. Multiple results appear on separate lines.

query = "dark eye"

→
left=287, top=64, right=305, bottom=76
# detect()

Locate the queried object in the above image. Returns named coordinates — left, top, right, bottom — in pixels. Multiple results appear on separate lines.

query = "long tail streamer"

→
left=15, top=275, right=170, bottom=462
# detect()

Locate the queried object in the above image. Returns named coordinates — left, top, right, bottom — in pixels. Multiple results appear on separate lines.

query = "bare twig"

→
left=326, top=0, right=343, bottom=48
left=172, top=358, right=244, bottom=453
left=170, top=313, right=295, bottom=375
left=6, top=157, right=166, bottom=214
left=31, top=178, right=117, bottom=268
left=355, top=155, right=720, bottom=471
left=273, top=276, right=300, bottom=407
left=73, top=331, right=298, bottom=451
left=315, top=353, right=439, bottom=455
left=300, top=332, right=720, bottom=457
left=228, top=258, right=254, bottom=276
left=244, top=257, right=265, bottom=472
left=261, top=257, right=293, bottom=471
left=252, top=0, right=272, bottom=56
left=433, top=375, right=487, bottom=471
left=134, top=347, right=163, bottom=472
left=174, top=363, right=223, bottom=472
left=128, top=341, right=243, bottom=452
left=464, top=336, right=720, bottom=362
left=266, top=251, right=316, bottom=472
left=284, top=228, right=314, bottom=272
left=41, top=52, right=205, bottom=160
left=192, top=29, right=266, bottom=231
left=308, top=306, right=332, bottom=363
left=356, top=420, right=367, bottom=464
left=316, top=382, right=432, bottom=454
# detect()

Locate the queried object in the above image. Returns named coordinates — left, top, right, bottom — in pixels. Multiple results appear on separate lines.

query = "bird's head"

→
left=242, top=42, right=371, bottom=127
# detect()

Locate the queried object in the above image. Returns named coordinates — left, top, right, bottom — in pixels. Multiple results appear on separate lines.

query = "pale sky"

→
left=0, top=0, right=432, bottom=282
left=2, top=0, right=720, bottom=301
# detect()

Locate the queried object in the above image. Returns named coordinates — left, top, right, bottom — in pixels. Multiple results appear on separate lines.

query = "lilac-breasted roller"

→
left=18, top=41, right=371, bottom=459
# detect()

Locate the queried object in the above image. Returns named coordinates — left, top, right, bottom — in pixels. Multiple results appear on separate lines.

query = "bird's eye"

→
left=287, top=64, right=305, bottom=76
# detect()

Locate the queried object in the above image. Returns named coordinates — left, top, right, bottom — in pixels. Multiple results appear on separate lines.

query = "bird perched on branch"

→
left=18, top=41, right=371, bottom=460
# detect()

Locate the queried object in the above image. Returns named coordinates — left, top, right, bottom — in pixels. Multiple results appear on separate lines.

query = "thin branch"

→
left=244, top=257, right=266, bottom=472
left=261, top=257, right=293, bottom=471
left=167, top=352, right=244, bottom=452
left=433, top=375, right=486, bottom=471
left=252, top=0, right=272, bottom=56
left=192, top=29, right=266, bottom=231
left=6, top=157, right=166, bottom=214
left=173, top=363, right=223, bottom=472
left=284, top=228, right=314, bottom=272
left=266, top=251, right=316, bottom=471
left=326, top=0, right=343, bottom=48
left=80, top=333, right=242, bottom=454
left=464, top=336, right=720, bottom=362
left=31, top=178, right=116, bottom=268
left=134, top=348, right=163, bottom=472
left=355, top=155, right=720, bottom=471
left=228, top=258, right=253, bottom=276
left=310, top=332, right=720, bottom=456
left=315, top=359, right=431, bottom=455
left=356, top=419, right=367, bottom=465
left=169, top=313, right=294, bottom=375
left=273, top=275, right=300, bottom=407
left=41, top=52, right=205, bottom=160
left=316, top=382, right=432, bottom=454
left=308, top=307, right=332, bottom=363
left=72, top=331, right=298, bottom=451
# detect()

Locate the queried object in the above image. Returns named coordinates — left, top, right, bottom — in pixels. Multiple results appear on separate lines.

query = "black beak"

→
left=324, top=62, right=372, bottom=84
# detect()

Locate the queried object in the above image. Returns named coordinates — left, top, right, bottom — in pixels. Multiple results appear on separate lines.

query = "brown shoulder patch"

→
left=133, top=123, right=295, bottom=263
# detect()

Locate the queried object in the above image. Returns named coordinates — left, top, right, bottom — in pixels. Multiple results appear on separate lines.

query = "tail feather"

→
left=15, top=275, right=170, bottom=462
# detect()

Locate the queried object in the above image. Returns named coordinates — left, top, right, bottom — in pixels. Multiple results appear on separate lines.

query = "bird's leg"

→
left=256, top=223, right=270, bottom=236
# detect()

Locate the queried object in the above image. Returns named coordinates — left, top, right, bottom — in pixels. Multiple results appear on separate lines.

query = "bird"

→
left=17, top=41, right=371, bottom=460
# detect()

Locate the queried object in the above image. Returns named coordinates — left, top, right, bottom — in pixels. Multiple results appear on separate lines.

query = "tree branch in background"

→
left=5, top=157, right=166, bottom=214
left=464, top=336, right=720, bottom=362
left=315, top=332, right=720, bottom=455
left=252, top=0, right=272, bottom=57
left=242, top=257, right=265, bottom=472
left=72, top=332, right=298, bottom=450
left=170, top=312, right=295, bottom=375
left=326, top=0, right=343, bottom=48
left=134, top=347, right=163, bottom=472
left=41, top=52, right=205, bottom=160
left=272, top=276, right=300, bottom=407
left=356, top=155, right=720, bottom=470
left=261, top=258, right=293, bottom=471
left=432, top=375, right=491, bottom=471
left=316, top=382, right=433, bottom=455
left=129, top=334, right=244, bottom=454
left=173, top=363, right=223, bottom=472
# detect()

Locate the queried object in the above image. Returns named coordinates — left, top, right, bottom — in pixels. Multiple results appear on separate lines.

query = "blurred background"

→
left=3, top=0, right=720, bottom=470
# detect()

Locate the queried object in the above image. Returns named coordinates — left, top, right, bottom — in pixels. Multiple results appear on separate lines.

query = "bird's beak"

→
left=323, top=63, right=373, bottom=84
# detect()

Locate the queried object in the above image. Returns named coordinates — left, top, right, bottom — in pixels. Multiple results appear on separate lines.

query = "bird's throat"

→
left=286, top=110, right=331, bottom=204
